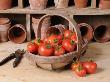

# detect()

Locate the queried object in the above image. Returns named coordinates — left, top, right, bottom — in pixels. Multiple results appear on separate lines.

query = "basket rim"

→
left=26, top=51, right=77, bottom=58
left=25, top=51, right=77, bottom=63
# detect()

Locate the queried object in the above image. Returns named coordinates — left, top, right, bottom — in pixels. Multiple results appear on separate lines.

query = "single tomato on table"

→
left=62, top=39, right=76, bottom=52
left=82, top=61, right=97, bottom=74
left=27, top=42, right=39, bottom=54
left=54, top=45, right=65, bottom=56
left=38, top=43, right=54, bottom=56
left=74, top=65, right=87, bottom=77
left=71, top=61, right=82, bottom=71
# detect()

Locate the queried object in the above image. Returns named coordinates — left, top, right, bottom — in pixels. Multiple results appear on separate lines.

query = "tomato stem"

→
left=37, top=38, right=41, bottom=43
left=78, top=65, right=83, bottom=71
left=31, top=40, right=35, bottom=44
left=70, top=40, right=74, bottom=45
left=46, top=44, right=52, bottom=49
left=53, top=39, right=58, bottom=43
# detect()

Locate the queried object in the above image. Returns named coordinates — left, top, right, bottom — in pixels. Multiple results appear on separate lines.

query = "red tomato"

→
left=64, top=30, right=73, bottom=38
left=71, top=62, right=82, bottom=71
left=44, top=38, right=48, bottom=43
left=62, top=39, right=76, bottom=52
left=38, top=44, right=54, bottom=56
left=54, top=46, right=65, bottom=56
left=71, top=33, right=77, bottom=43
left=57, top=34, right=63, bottom=44
left=27, top=42, right=38, bottom=54
left=57, top=34, right=63, bottom=40
left=47, top=35, right=60, bottom=46
left=74, top=65, right=87, bottom=77
left=82, top=61, right=97, bottom=74
left=34, top=38, right=43, bottom=46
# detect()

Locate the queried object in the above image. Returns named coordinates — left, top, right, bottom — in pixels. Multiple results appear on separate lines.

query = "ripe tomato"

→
left=57, top=34, right=63, bottom=44
left=74, top=65, right=86, bottom=77
left=71, top=62, right=82, bottom=71
left=82, top=61, right=97, bottom=74
left=54, top=45, right=65, bottom=56
left=34, top=38, right=43, bottom=46
left=64, top=30, right=73, bottom=38
left=71, top=33, right=77, bottom=43
left=38, top=44, right=54, bottom=56
left=27, top=42, right=38, bottom=54
left=44, top=37, right=48, bottom=43
left=57, top=34, right=63, bottom=40
left=62, top=39, right=76, bottom=52
left=47, top=35, right=60, bottom=46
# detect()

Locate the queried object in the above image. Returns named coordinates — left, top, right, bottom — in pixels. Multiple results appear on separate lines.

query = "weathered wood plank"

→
left=0, top=6, right=110, bottom=15
left=18, top=0, right=23, bottom=8
left=91, top=0, right=96, bottom=8
left=26, top=14, right=31, bottom=41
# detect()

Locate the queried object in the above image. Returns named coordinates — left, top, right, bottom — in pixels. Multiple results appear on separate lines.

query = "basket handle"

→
left=37, top=14, right=83, bottom=55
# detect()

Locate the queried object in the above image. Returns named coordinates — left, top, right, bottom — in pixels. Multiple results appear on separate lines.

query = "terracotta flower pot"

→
left=0, top=0, right=12, bottom=10
left=32, top=16, right=51, bottom=39
left=74, top=0, right=88, bottom=8
left=54, top=0, right=69, bottom=8
left=94, top=25, right=110, bottom=43
left=99, top=0, right=110, bottom=9
left=29, top=0, right=48, bottom=10
left=8, top=24, right=27, bottom=44
left=0, top=18, right=11, bottom=42
left=78, top=23, right=93, bottom=42
left=46, top=24, right=65, bottom=37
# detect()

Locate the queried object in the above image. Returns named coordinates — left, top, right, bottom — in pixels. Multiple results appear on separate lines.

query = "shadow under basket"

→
left=25, top=14, right=88, bottom=70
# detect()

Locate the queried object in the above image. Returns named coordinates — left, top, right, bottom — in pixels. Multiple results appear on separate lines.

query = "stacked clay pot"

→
left=99, top=0, right=110, bottom=9
left=29, top=0, right=48, bottom=10
left=78, top=23, right=93, bottom=42
left=0, top=18, right=11, bottom=42
left=54, top=0, right=69, bottom=8
left=74, top=0, right=88, bottom=8
left=94, top=25, right=110, bottom=43
left=8, top=24, right=27, bottom=44
left=0, top=0, right=12, bottom=10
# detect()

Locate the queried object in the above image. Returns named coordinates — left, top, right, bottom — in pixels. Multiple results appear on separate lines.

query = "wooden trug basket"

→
left=25, top=14, right=88, bottom=70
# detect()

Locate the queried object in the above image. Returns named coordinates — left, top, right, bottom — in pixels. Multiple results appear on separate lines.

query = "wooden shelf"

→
left=0, top=6, right=110, bottom=15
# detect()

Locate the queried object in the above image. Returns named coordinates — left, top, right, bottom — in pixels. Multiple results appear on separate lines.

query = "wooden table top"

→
left=0, top=41, right=110, bottom=82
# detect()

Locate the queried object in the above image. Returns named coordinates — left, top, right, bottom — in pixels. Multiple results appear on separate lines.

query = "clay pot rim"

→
left=78, top=23, right=93, bottom=41
left=0, top=22, right=11, bottom=32
left=8, top=24, right=27, bottom=44
left=93, top=25, right=110, bottom=43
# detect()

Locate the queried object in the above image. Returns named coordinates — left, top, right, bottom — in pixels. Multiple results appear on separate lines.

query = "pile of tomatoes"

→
left=27, top=29, right=77, bottom=56
left=71, top=60, right=97, bottom=77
